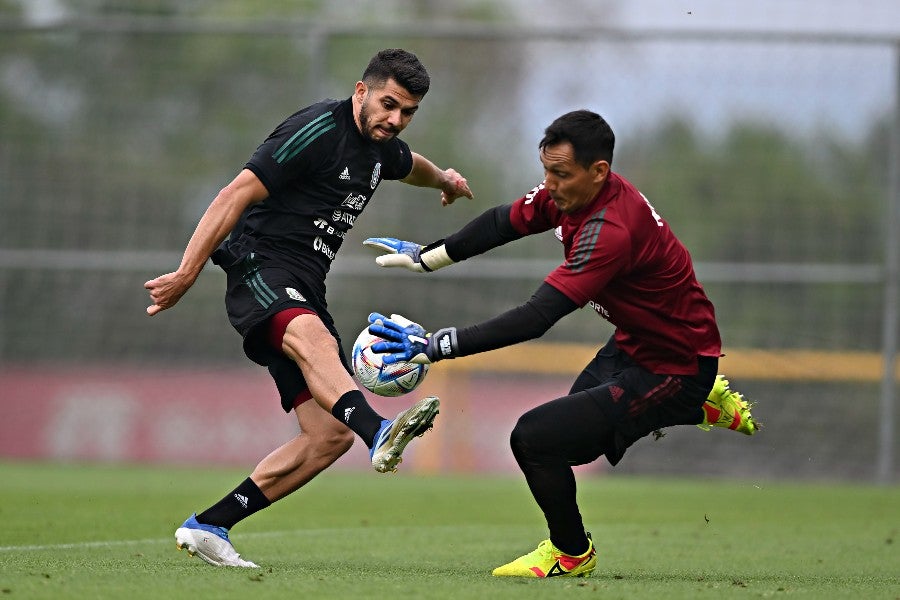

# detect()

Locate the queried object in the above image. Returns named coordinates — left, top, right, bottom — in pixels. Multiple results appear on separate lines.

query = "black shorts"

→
left=572, top=336, right=718, bottom=464
left=214, top=248, right=351, bottom=412
left=515, top=336, right=718, bottom=467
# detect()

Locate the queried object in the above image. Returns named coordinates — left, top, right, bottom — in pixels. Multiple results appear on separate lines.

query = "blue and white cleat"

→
left=175, top=513, right=258, bottom=568
left=370, top=396, right=440, bottom=473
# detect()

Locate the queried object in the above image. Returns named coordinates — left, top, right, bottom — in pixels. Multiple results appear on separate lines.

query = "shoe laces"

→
left=534, top=539, right=588, bottom=561
left=525, top=539, right=556, bottom=562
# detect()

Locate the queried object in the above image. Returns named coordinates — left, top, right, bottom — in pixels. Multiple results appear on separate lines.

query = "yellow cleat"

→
left=492, top=536, right=596, bottom=578
left=698, top=375, right=759, bottom=435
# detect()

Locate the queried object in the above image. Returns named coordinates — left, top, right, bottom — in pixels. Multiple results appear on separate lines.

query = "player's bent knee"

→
left=509, top=412, right=540, bottom=459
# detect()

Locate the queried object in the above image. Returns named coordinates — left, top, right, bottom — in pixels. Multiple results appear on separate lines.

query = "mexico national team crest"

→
left=285, top=287, right=306, bottom=302
left=370, top=163, right=381, bottom=189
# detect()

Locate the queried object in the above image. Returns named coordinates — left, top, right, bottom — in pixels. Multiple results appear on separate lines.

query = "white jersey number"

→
left=641, top=193, right=664, bottom=227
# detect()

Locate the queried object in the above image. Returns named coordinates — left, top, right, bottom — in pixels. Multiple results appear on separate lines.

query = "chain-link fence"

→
left=1, top=15, right=897, bottom=482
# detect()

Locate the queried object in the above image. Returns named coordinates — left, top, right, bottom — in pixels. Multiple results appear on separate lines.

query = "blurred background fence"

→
left=1, top=2, right=898, bottom=484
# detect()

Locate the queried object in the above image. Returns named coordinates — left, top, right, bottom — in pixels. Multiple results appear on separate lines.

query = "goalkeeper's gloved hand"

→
left=367, top=312, right=458, bottom=364
left=363, top=237, right=455, bottom=273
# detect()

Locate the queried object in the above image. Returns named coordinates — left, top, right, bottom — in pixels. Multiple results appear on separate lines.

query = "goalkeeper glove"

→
left=367, top=312, right=459, bottom=364
left=363, top=237, right=455, bottom=273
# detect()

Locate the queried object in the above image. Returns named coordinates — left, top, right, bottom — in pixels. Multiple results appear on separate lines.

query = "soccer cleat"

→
left=492, top=535, right=597, bottom=578
left=698, top=375, right=759, bottom=435
left=175, top=513, right=258, bottom=568
left=370, top=396, right=440, bottom=473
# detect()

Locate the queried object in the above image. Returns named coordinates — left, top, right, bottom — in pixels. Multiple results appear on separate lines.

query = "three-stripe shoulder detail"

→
left=567, top=207, right=607, bottom=272
left=272, top=111, right=337, bottom=164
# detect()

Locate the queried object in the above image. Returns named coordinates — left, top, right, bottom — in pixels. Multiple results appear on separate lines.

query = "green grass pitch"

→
left=1, top=461, right=897, bottom=599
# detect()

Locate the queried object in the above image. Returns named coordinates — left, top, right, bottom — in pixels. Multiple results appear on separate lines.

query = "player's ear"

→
left=354, top=81, right=367, bottom=101
left=592, top=160, right=610, bottom=184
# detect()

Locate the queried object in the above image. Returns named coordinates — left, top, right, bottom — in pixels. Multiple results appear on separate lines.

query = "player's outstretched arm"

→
left=367, top=312, right=458, bottom=364
left=144, top=169, right=267, bottom=316
left=402, top=152, right=473, bottom=206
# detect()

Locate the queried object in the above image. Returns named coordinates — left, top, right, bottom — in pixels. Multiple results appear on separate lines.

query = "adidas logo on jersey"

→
left=339, top=167, right=350, bottom=180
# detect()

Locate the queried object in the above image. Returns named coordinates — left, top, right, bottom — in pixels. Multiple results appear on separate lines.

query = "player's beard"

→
left=358, top=98, right=399, bottom=143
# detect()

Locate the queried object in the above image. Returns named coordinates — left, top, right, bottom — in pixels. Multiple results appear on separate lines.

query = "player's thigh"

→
left=282, top=313, right=357, bottom=402
left=281, top=313, right=341, bottom=366
left=589, top=365, right=711, bottom=461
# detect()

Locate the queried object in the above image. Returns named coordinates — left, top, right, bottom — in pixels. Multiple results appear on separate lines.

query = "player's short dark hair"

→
left=540, top=110, right=615, bottom=168
left=362, top=49, right=430, bottom=97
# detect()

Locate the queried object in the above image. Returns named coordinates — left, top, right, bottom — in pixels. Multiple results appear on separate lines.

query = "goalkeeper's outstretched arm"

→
left=364, top=204, right=523, bottom=273
left=368, top=282, right=578, bottom=364
left=449, top=282, right=578, bottom=357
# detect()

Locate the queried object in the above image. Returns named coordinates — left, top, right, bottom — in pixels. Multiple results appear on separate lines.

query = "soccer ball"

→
left=351, top=327, right=429, bottom=397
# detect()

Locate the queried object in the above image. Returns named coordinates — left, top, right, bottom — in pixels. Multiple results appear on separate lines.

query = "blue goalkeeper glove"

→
left=367, top=312, right=459, bottom=364
left=363, top=237, right=455, bottom=273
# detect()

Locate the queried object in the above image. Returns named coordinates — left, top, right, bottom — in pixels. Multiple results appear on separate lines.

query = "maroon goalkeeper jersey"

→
left=508, top=171, right=721, bottom=375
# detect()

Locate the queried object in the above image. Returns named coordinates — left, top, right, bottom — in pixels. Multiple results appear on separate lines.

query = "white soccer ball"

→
left=352, top=327, right=429, bottom=397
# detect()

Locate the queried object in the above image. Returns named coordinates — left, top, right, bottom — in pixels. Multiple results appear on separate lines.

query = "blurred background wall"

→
left=1, top=0, right=898, bottom=483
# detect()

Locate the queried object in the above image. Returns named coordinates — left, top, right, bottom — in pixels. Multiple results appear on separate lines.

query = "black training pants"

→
left=508, top=337, right=717, bottom=554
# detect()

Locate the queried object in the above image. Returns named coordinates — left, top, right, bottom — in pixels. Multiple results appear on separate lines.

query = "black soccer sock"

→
left=331, top=389, right=384, bottom=447
left=196, top=477, right=271, bottom=530
left=508, top=394, right=606, bottom=557
left=515, top=449, right=590, bottom=556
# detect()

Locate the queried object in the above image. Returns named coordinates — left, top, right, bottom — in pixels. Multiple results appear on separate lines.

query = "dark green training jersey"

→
left=222, top=97, right=414, bottom=300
